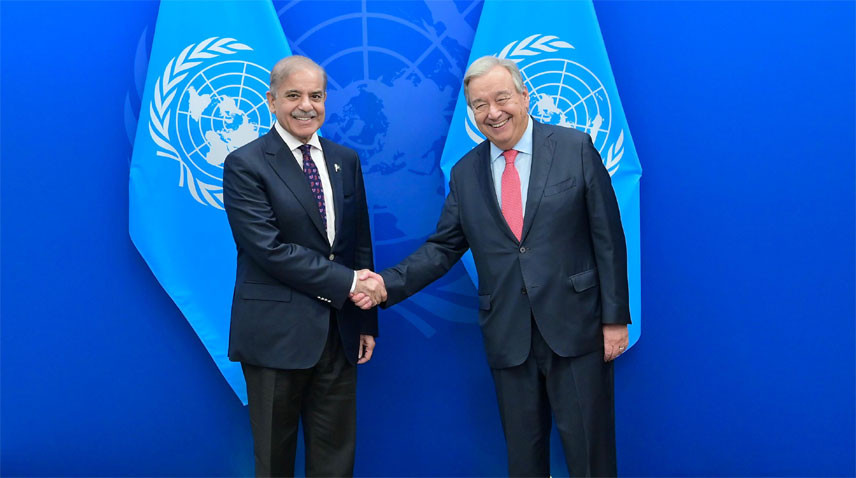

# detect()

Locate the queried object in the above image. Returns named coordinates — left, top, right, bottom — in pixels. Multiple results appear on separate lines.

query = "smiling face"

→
left=266, top=67, right=326, bottom=143
left=467, top=65, right=530, bottom=150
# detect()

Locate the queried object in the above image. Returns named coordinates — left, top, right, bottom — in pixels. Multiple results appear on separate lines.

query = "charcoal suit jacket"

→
left=380, top=120, right=629, bottom=368
left=223, top=128, right=377, bottom=369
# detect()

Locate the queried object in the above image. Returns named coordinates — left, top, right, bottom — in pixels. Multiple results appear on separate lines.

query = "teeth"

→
left=490, top=118, right=509, bottom=128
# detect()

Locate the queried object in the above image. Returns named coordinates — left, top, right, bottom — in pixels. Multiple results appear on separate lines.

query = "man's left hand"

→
left=603, top=324, right=629, bottom=362
left=358, top=334, right=375, bottom=364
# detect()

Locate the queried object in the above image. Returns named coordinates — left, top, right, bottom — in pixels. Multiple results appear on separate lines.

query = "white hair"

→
left=463, top=56, right=525, bottom=104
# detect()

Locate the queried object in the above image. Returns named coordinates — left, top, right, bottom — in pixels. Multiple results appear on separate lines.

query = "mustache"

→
left=291, top=110, right=318, bottom=120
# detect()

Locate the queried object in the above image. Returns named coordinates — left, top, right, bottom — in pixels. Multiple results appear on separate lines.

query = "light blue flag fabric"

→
left=440, top=0, right=643, bottom=349
left=129, top=0, right=291, bottom=404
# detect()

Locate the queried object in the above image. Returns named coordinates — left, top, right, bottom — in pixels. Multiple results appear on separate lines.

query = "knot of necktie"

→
left=503, top=149, right=519, bottom=165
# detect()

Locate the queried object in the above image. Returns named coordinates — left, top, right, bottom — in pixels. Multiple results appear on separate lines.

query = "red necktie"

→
left=501, top=149, right=523, bottom=241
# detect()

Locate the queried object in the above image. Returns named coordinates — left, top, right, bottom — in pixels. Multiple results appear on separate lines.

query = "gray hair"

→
left=269, top=55, right=327, bottom=95
left=463, top=56, right=525, bottom=104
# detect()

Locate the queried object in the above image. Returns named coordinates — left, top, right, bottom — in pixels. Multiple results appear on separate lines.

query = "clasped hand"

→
left=350, top=269, right=387, bottom=310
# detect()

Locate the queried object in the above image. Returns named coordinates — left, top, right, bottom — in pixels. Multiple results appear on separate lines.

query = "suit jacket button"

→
left=329, top=254, right=335, bottom=260
left=519, top=246, right=526, bottom=253
left=521, top=287, right=527, bottom=295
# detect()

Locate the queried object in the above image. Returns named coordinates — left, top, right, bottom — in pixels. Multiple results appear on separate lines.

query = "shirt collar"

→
left=490, top=116, right=534, bottom=163
left=274, top=120, right=323, bottom=153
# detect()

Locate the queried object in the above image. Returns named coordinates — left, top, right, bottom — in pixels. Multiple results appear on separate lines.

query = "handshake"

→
left=350, top=269, right=387, bottom=310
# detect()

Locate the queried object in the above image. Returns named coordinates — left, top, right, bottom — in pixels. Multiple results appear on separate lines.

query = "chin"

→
left=489, top=135, right=512, bottom=148
left=481, top=128, right=512, bottom=148
left=292, top=126, right=316, bottom=139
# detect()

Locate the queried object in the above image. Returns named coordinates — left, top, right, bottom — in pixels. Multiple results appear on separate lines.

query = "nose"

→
left=298, top=94, right=312, bottom=110
left=487, top=103, right=502, bottom=120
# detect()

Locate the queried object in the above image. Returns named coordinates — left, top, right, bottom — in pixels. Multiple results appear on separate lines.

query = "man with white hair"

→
left=356, top=56, right=630, bottom=476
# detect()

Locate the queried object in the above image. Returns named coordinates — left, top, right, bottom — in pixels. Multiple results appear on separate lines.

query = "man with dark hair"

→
left=224, top=55, right=383, bottom=477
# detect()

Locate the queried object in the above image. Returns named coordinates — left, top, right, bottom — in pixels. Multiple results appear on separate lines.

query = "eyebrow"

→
left=471, top=89, right=512, bottom=104
left=283, top=89, right=324, bottom=95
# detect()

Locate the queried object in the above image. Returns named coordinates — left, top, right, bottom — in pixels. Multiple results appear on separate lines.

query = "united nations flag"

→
left=129, top=0, right=291, bottom=404
left=440, top=0, right=643, bottom=349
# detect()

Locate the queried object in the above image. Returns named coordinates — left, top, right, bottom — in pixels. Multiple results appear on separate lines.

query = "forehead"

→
left=468, top=66, right=520, bottom=100
left=277, top=68, right=324, bottom=92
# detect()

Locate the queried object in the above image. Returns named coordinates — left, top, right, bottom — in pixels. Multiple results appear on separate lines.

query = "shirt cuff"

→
left=350, top=271, right=358, bottom=294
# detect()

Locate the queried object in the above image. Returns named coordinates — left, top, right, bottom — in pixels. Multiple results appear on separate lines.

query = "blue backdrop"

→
left=1, top=1, right=853, bottom=476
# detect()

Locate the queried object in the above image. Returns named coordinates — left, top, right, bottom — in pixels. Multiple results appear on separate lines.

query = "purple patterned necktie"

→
left=298, top=144, right=327, bottom=229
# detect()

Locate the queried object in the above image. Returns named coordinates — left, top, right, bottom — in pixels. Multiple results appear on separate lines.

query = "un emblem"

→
left=148, top=37, right=274, bottom=209
left=466, top=34, right=624, bottom=176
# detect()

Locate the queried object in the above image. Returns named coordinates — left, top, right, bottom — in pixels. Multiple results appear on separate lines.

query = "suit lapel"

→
left=520, top=121, right=555, bottom=242
left=320, top=137, right=344, bottom=248
left=263, top=130, right=327, bottom=240
left=475, top=142, right=520, bottom=244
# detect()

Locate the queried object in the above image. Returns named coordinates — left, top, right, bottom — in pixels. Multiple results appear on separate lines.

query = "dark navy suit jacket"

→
left=380, top=120, right=629, bottom=368
left=223, top=129, right=377, bottom=370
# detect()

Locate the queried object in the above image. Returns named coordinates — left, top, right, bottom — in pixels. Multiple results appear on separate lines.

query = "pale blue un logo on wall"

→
left=278, top=1, right=481, bottom=336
